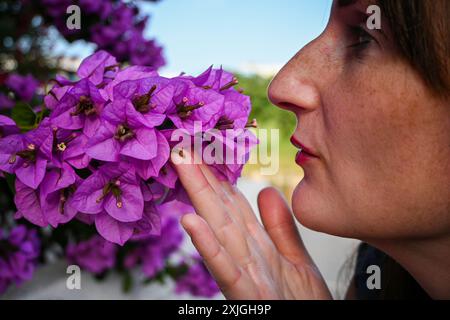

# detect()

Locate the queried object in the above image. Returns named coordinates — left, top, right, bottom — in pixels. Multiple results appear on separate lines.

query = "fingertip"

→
left=258, top=187, right=283, bottom=207
left=170, top=147, right=191, bottom=166
left=170, top=148, right=183, bottom=165
left=258, top=186, right=273, bottom=199
left=180, top=213, right=195, bottom=227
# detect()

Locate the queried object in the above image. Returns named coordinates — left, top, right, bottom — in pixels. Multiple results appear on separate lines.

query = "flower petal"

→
left=86, top=123, right=120, bottom=162
left=95, top=212, right=134, bottom=246
left=72, top=171, right=108, bottom=214
left=104, top=182, right=143, bottom=222
left=120, top=128, right=157, bottom=160
left=14, top=180, right=47, bottom=227
left=15, top=158, right=47, bottom=189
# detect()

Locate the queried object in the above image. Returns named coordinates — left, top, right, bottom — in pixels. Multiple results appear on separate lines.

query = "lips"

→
left=290, top=136, right=319, bottom=158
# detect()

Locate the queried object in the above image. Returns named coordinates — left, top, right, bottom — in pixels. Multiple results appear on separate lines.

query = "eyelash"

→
left=347, top=26, right=375, bottom=58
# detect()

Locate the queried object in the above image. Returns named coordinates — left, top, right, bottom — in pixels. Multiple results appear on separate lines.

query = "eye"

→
left=347, top=25, right=376, bottom=56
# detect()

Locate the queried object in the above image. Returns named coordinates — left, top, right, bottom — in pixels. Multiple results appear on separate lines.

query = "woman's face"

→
left=268, top=0, right=450, bottom=240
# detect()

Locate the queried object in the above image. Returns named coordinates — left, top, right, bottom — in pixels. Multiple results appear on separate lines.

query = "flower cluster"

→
left=0, top=225, right=40, bottom=294
left=0, top=93, right=14, bottom=110
left=124, top=214, right=183, bottom=278
left=39, top=0, right=165, bottom=68
left=66, top=234, right=117, bottom=274
left=0, top=73, right=40, bottom=112
left=0, top=50, right=257, bottom=247
left=175, top=254, right=220, bottom=298
left=5, top=74, right=40, bottom=103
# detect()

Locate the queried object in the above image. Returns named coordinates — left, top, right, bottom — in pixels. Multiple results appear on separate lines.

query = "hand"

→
left=171, top=149, right=332, bottom=300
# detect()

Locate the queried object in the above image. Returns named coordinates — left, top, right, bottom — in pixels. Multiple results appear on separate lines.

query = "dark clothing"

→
left=354, top=243, right=431, bottom=300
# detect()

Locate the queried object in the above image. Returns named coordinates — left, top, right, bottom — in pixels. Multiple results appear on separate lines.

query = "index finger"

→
left=170, top=148, right=253, bottom=265
left=170, top=147, right=232, bottom=230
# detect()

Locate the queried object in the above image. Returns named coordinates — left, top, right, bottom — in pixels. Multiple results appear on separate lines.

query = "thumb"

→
left=257, top=187, right=311, bottom=265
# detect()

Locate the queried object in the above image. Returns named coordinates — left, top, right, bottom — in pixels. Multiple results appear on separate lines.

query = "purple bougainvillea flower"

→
left=77, top=50, right=119, bottom=86
left=189, top=66, right=236, bottom=92
left=164, top=180, right=193, bottom=210
left=153, top=162, right=178, bottom=189
left=0, top=120, right=53, bottom=189
left=66, top=235, right=117, bottom=274
left=159, top=192, right=195, bottom=218
left=175, top=254, right=219, bottom=298
left=38, top=164, right=80, bottom=227
left=13, top=174, right=44, bottom=227
left=44, top=78, right=74, bottom=111
left=131, top=201, right=161, bottom=241
left=13, top=164, right=79, bottom=228
left=128, top=36, right=165, bottom=69
left=86, top=100, right=159, bottom=163
left=15, top=120, right=53, bottom=189
left=124, top=215, right=183, bottom=277
left=100, top=65, right=158, bottom=101
left=206, top=129, right=258, bottom=185
left=51, top=129, right=90, bottom=169
left=75, top=212, right=96, bottom=225
left=88, top=3, right=165, bottom=69
left=94, top=205, right=163, bottom=245
left=186, top=67, right=251, bottom=131
left=72, top=163, right=145, bottom=245
left=5, top=73, right=39, bottom=102
left=39, top=0, right=71, bottom=18
left=0, top=134, right=26, bottom=175
left=0, top=225, right=40, bottom=294
left=112, top=76, right=174, bottom=123
left=62, top=133, right=91, bottom=169
left=216, top=91, right=252, bottom=130
left=167, top=85, right=224, bottom=133
left=141, top=180, right=163, bottom=202
left=0, top=115, right=20, bottom=138
left=23, top=55, right=256, bottom=249
left=72, top=163, right=143, bottom=221
left=129, top=130, right=170, bottom=180
left=0, top=93, right=14, bottom=110
left=78, top=0, right=104, bottom=14
left=90, top=3, right=134, bottom=46
left=94, top=212, right=134, bottom=246
left=51, top=78, right=106, bottom=137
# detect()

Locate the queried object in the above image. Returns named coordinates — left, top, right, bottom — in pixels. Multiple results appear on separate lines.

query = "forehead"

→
left=332, top=0, right=377, bottom=23
left=336, top=0, right=376, bottom=10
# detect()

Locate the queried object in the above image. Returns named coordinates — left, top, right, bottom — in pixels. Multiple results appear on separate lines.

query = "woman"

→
left=170, top=0, right=450, bottom=299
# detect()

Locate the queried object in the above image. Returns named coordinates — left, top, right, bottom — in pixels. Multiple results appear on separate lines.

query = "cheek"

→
left=295, top=63, right=450, bottom=239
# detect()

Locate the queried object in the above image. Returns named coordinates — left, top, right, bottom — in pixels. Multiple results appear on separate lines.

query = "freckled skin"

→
left=173, top=0, right=449, bottom=299
left=268, top=2, right=450, bottom=241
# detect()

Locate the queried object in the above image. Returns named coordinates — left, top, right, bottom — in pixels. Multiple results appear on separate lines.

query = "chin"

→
left=291, top=177, right=351, bottom=238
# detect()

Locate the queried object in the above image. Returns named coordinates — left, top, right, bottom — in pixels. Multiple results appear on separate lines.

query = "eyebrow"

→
left=337, top=0, right=357, bottom=7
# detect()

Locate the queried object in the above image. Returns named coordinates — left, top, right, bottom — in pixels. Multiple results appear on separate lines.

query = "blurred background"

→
left=1, top=0, right=359, bottom=299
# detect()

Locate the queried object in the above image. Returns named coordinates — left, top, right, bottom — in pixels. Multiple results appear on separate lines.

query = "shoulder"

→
left=353, top=243, right=387, bottom=300
left=351, top=243, right=431, bottom=300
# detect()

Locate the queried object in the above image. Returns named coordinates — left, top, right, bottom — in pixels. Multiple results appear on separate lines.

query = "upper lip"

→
left=290, top=135, right=319, bottom=158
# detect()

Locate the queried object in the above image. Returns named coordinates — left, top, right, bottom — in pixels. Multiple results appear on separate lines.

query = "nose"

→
left=268, top=44, right=322, bottom=114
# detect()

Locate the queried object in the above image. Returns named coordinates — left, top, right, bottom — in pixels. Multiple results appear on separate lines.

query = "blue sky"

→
left=57, top=0, right=332, bottom=77
left=141, top=0, right=332, bottom=76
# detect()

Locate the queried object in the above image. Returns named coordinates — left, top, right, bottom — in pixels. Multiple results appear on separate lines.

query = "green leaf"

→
left=11, top=102, right=37, bottom=131
left=166, top=263, right=189, bottom=280
left=154, top=272, right=166, bottom=284
left=4, top=173, right=16, bottom=195
left=121, top=271, right=134, bottom=293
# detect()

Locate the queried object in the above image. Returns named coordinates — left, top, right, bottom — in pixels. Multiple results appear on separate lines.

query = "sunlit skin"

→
left=173, top=0, right=450, bottom=299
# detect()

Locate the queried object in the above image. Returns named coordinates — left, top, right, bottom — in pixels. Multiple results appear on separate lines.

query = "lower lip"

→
left=295, top=150, right=317, bottom=165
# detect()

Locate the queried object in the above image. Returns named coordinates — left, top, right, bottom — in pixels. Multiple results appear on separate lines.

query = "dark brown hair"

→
left=335, top=0, right=447, bottom=301
left=379, top=0, right=450, bottom=95
left=346, top=0, right=449, bottom=300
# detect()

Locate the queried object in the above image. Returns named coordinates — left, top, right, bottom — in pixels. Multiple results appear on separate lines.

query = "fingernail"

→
left=170, top=147, right=186, bottom=165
